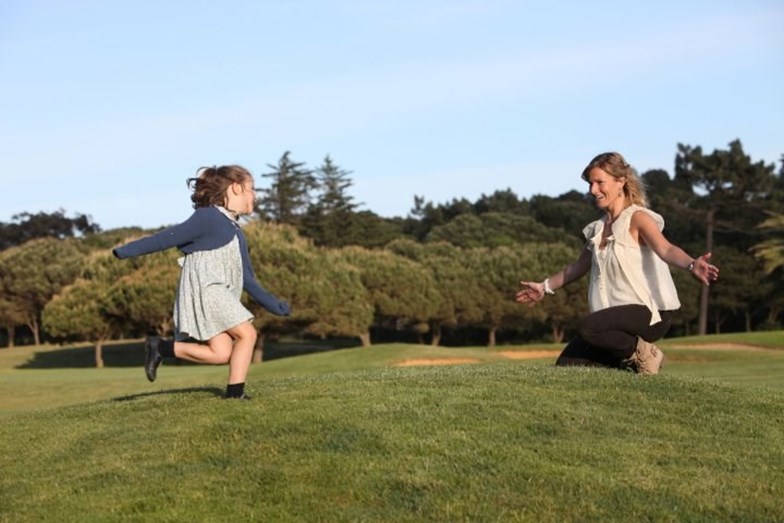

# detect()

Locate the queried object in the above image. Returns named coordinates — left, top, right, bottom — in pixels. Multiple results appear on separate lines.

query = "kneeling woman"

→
left=516, top=152, right=719, bottom=374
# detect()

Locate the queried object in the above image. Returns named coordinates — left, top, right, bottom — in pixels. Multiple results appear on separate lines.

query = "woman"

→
left=516, top=152, right=719, bottom=374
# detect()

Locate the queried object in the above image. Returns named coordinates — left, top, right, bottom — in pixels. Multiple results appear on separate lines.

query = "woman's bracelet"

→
left=543, top=278, right=555, bottom=295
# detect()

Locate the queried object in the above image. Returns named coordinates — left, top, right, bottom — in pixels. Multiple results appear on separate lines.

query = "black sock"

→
left=158, top=339, right=175, bottom=358
left=225, top=383, right=245, bottom=398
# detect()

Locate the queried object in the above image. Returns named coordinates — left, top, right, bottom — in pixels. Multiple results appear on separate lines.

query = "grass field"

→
left=1, top=331, right=783, bottom=521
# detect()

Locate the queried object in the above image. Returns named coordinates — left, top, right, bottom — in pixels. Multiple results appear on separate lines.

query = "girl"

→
left=113, top=165, right=290, bottom=399
left=516, top=152, right=719, bottom=374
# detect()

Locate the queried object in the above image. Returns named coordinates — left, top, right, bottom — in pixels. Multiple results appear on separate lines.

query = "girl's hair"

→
left=187, top=165, right=253, bottom=208
left=581, top=152, right=647, bottom=207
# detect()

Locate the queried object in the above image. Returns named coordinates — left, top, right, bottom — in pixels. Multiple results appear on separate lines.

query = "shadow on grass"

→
left=15, top=338, right=361, bottom=369
left=16, top=341, right=145, bottom=369
left=113, top=386, right=224, bottom=402
left=263, top=339, right=359, bottom=361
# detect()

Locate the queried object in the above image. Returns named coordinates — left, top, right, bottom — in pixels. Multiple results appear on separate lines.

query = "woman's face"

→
left=586, top=167, right=625, bottom=211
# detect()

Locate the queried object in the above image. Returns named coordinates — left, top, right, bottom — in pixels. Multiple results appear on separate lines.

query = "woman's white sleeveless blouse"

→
left=582, top=204, right=681, bottom=325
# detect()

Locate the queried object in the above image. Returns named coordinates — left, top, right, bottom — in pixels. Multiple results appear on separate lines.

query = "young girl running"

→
left=113, top=165, right=290, bottom=399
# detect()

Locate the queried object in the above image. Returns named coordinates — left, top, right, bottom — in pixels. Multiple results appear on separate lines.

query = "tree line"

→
left=1, top=140, right=782, bottom=363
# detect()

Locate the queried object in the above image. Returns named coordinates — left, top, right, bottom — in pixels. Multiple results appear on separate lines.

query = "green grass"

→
left=657, top=331, right=784, bottom=389
left=659, top=330, right=784, bottom=349
left=1, top=332, right=784, bottom=521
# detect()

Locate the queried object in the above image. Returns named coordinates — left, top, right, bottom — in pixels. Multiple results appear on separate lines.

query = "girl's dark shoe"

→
left=224, top=393, right=252, bottom=400
left=224, top=382, right=248, bottom=399
left=144, top=337, right=163, bottom=382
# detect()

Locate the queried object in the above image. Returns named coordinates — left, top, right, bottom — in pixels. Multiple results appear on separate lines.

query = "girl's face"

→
left=226, top=177, right=257, bottom=216
left=586, top=167, right=625, bottom=212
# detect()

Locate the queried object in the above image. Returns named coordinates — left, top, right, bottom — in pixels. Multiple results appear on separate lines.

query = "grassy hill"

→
left=1, top=333, right=784, bottom=521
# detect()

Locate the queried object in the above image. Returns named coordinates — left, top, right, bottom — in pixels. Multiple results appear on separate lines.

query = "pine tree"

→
left=257, top=151, right=316, bottom=224
left=315, top=155, right=359, bottom=215
left=301, top=155, right=361, bottom=246
left=675, top=139, right=777, bottom=334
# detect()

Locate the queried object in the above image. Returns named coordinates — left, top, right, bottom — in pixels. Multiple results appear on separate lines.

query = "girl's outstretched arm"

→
left=238, top=235, right=290, bottom=317
left=113, top=208, right=211, bottom=259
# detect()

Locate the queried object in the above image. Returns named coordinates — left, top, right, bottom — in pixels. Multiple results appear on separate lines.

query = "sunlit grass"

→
left=1, top=332, right=783, bottom=417
left=2, top=360, right=783, bottom=522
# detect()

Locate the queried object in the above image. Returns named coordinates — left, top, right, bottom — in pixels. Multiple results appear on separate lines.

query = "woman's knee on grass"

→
left=577, top=317, right=604, bottom=347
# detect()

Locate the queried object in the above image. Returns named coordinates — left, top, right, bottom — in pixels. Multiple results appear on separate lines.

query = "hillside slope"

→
left=2, top=363, right=783, bottom=522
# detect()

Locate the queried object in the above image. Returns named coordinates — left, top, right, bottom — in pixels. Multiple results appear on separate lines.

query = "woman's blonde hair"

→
left=187, top=165, right=252, bottom=209
left=581, top=152, right=647, bottom=207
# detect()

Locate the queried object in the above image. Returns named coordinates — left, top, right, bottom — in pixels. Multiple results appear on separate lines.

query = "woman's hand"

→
left=691, top=252, right=720, bottom=286
left=516, top=281, right=546, bottom=307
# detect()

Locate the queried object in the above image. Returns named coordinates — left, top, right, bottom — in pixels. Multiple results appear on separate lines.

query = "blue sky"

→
left=1, top=1, right=782, bottom=230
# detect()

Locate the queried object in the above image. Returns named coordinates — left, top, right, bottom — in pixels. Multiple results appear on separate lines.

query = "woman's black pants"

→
left=556, top=304, right=673, bottom=369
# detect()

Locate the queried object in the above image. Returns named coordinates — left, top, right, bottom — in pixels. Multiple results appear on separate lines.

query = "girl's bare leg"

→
left=173, top=333, right=233, bottom=364
left=225, top=321, right=257, bottom=385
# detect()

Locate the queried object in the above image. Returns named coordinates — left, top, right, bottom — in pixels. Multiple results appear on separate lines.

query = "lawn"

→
left=1, top=331, right=783, bottom=522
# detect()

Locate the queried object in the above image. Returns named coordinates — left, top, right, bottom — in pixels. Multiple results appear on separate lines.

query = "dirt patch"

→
left=667, top=343, right=769, bottom=351
left=394, top=358, right=481, bottom=367
left=498, top=350, right=560, bottom=359
left=392, top=344, right=771, bottom=367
